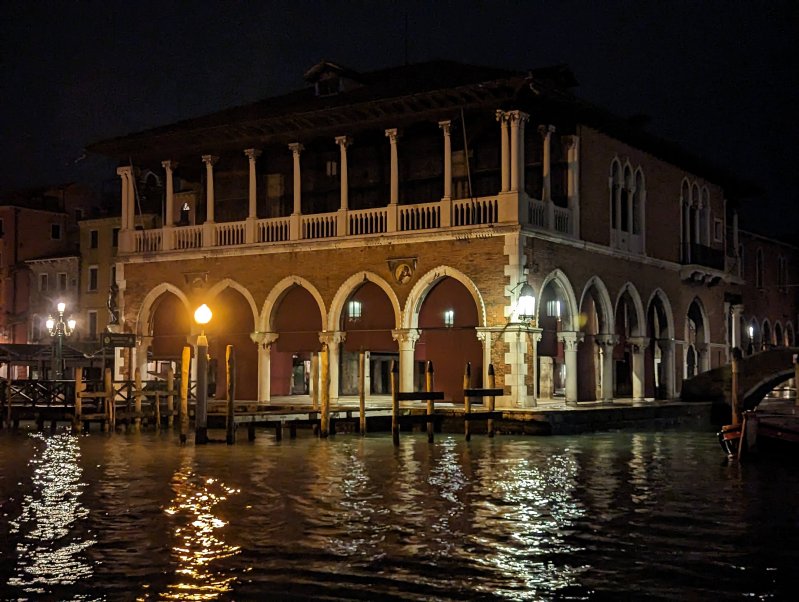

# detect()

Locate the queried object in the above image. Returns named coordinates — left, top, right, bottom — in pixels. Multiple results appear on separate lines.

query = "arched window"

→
left=755, top=248, right=764, bottom=289
left=610, top=160, right=622, bottom=230
left=633, top=169, right=645, bottom=235
left=778, top=255, right=787, bottom=292
left=621, top=165, right=632, bottom=232
left=700, top=187, right=710, bottom=245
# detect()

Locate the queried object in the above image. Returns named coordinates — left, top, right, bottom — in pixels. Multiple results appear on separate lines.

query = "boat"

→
left=718, top=402, right=799, bottom=459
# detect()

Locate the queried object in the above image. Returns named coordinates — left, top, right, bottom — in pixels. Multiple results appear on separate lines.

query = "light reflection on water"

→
left=7, top=432, right=94, bottom=595
left=1, top=428, right=798, bottom=600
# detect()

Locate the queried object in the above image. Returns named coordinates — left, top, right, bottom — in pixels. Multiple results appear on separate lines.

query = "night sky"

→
left=1, top=1, right=797, bottom=238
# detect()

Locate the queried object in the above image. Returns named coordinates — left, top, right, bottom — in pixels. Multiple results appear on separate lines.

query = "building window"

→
left=51, top=223, right=62, bottom=240
left=90, top=230, right=99, bottom=249
left=444, top=309, right=455, bottom=327
left=58, top=272, right=67, bottom=291
left=31, top=316, right=41, bottom=341
left=347, top=300, right=362, bottom=321
left=778, top=255, right=787, bottom=293
left=110, top=265, right=117, bottom=287
left=546, top=300, right=562, bottom=318
left=714, top=219, right=723, bottom=242
left=88, top=266, right=99, bottom=292
left=610, top=159, right=645, bottom=252
left=755, top=249, right=764, bottom=289
left=75, top=208, right=84, bottom=221
left=39, top=273, right=48, bottom=292
left=326, top=160, right=338, bottom=177
left=88, top=310, right=98, bottom=340
left=0, top=218, right=4, bottom=237
left=112, top=228, right=120, bottom=247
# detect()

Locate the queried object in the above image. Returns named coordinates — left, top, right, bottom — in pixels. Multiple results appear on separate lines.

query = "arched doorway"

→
left=205, top=287, right=257, bottom=400
left=646, top=291, right=673, bottom=399
left=614, top=289, right=642, bottom=397
left=415, top=277, right=482, bottom=402
left=149, top=292, right=192, bottom=380
left=577, top=278, right=614, bottom=402
left=339, top=281, right=396, bottom=395
left=537, top=280, right=574, bottom=399
left=271, top=285, right=324, bottom=398
left=762, top=320, right=772, bottom=350
left=775, top=322, right=784, bottom=348
left=686, top=298, right=708, bottom=376
left=786, top=323, right=795, bottom=347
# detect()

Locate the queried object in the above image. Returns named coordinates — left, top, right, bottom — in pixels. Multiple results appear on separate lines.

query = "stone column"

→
left=319, top=331, right=346, bottom=404
left=595, top=334, right=618, bottom=403
left=288, top=143, right=303, bottom=240
left=475, top=328, right=494, bottom=394
left=558, top=331, right=585, bottom=403
left=731, top=304, right=744, bottom=350
left=392, top=329, right=420, bottom=392
left=628, top=336, right=650, bottom=402
left=202, top=155, right=218, bottom=223
left=438, top=120, right=452, bottom=200
left=539, top=125, right=555, bottom=202
left=251, top=331, right=278, bottom=403
left=509, top=112, right=520, bottom=192
left=116, top=166, right=134, bottom=252
left=335, top=136, right=351, bottom=235
left=385, top=129, right=399, bottom=204
left=162, top=160, right=177, bottom=226
left=496, top=110, right=510, bottom=193
left=563, top=135, right=580, bottom=238
left=516, top=111, right=528, bottom=193
left=244, top=149, right=261, bottom=243
left=657, top=339, right=675, bottom=400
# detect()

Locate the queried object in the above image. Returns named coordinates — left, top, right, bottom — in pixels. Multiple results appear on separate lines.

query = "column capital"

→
left=557, top=331, right=585, bottom=351
left=319, top=330, right=346, bottom=347
left=201, top=154, right=219, bottom=167
left=334, top=135, right=353, bottom=148
left=731, top=303, right=745, bottom=316
left=244, top=148, right=262, bottom=161
left=627, top=336, right=650, bottom=353
left=391, top=328, right=421, bottom=345
left=116, top=165, right=133, bottom=177
left=161, top=160, right=178, bottom=171
left=495, top=109, right=510, bottom=123
left=508, top=110, right=529, bottom=125
left=250, top=331, right=279, bottom=347
left=438, top=120, right=452, bottom=133
left=656, top=338, right=674, bottom=352
left=288, top=142, right=304, bottom=155
left=384, top=128, right=399, bottom=142
left=562, top=135, right=579, bottom=151
left=595, top=333, right=620, bottom=348
left=538, top=124, right=556, bottom=137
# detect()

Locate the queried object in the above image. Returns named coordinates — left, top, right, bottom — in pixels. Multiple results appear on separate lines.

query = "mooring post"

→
left=426, top=361, right=435, bottom=443
left=311, top=353, right=320, bottom=411
left=731, top=356, right=740, bottom=426
left=487, top=364, right=496, bottom=437
left=166, top=367, right=175, bottom=429
left=154, top=392, right=161, bottom=430
left=105, top=368, right=115, bottom=432
left=794, top=354, right=799, bottom=408
left=226, top=345, right=236, bottom=445
left=179, top=346, right=190, bottom=444
left=195, top=331, right=209, bottom=445
left=463, top=362, right=472, bottom=441
left=320, top=344, right=330, bottom=437
left=359, top=350, right=366, bottom=435
left=134, top=367, right=143, bottom=432
left=391, top=360, right=400, bottom=447
left=73, top=367, right=84, bottom=433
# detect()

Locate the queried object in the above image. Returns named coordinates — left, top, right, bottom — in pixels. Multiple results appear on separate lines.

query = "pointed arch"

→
left=645, top=288, right=675, bottom=340
left=614, top=282, right=645, bottom=337
left=205, top=278, right=259, bottom=330
left=136, top=282, right=193, bottom=337
left=538, top=268, right=579, bottom=331
left=260, top=275, right=326, bottom=333
left=686, top=296, right=710, bottom=345
left=579, top=276, right=614, bottom=334
left=328, top=271, right=401, bottom=332
left=403, top=265, right=486, bottom=329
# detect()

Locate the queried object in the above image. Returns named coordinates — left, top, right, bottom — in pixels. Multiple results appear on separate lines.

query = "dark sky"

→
left=1, top=1, right=797, bottom=238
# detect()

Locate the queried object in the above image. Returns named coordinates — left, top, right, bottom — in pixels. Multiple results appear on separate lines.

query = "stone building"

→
left=87, top=60, right=772, bottom=406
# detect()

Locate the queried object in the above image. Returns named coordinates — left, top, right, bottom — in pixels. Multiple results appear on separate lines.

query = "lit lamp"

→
left=747, top=324, right=754, bottom=356
left=46, top=301, right=77, bottom=380
left=517, top=283, right=537, bottom=326
left=194, top=303, right=212, bottom=444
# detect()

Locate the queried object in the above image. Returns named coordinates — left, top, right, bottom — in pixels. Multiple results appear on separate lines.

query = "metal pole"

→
left=56, top=331, right=63, bottom=380
left=195, top=333, right=209, bottom=444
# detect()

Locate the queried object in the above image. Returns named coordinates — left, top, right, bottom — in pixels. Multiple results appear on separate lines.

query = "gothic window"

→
left=610, top=159, right=621, bottom=229
left=755, top=248, right=764, bottom=289
left=632, top=169, right=645, bottom=235
left=778, top=255, right=787, bottom=292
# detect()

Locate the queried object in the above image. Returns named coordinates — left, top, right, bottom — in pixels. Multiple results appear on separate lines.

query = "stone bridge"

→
left=681, top=347, right=799, bottom=411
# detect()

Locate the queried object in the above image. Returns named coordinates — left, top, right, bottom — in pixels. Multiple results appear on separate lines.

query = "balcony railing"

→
left=126, top=193, right=574, bottom=255
left=684, top=243, right=725, bottom=271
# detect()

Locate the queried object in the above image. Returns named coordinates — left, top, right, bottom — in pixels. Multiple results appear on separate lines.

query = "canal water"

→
left=1, top=426, right=797, bottom=601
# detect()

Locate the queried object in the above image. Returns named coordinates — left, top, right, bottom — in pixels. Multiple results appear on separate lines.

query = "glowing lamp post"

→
left=46, top=302, right=76, bottom=380
left=517, top=283, right=537, bottom=326
left=194, top=303, right=212, bottom=444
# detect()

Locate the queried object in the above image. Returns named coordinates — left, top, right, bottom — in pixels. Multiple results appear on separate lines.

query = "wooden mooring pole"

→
left=104, top=368, right=115, bottom=432
left=391, top=360, right=399, bottom=447
left=320, top=344, right=330, bottom=437
left=179, top=346, right=190, bottom=444
left=226, top=345, right=236, bottom=445
left=731, top=356, right=741, bottom=426
left=426, top=361, right=435, bottom=443
left=134, top=367, right=143, bottom=432
left=487, top=364, right=496, bottom=438
left=463, top=362, right=472, bottom=441
left=167, top=367, right=175, bottom=429
left=359, top=350, right=366, bottom=436
left=73, top=367, right=84, bottom=433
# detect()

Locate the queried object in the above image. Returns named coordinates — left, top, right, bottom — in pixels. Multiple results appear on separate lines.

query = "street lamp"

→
left=516, top=283, right=537, bottom=326
left=46, top=302, right=77, bottom=380
left=194, top=303, right=212, bottom=444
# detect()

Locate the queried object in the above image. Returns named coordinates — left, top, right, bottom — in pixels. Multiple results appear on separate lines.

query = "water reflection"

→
left=161, top=457, right=241, bottom=601
left=7, top=431, right=94, bottom=595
